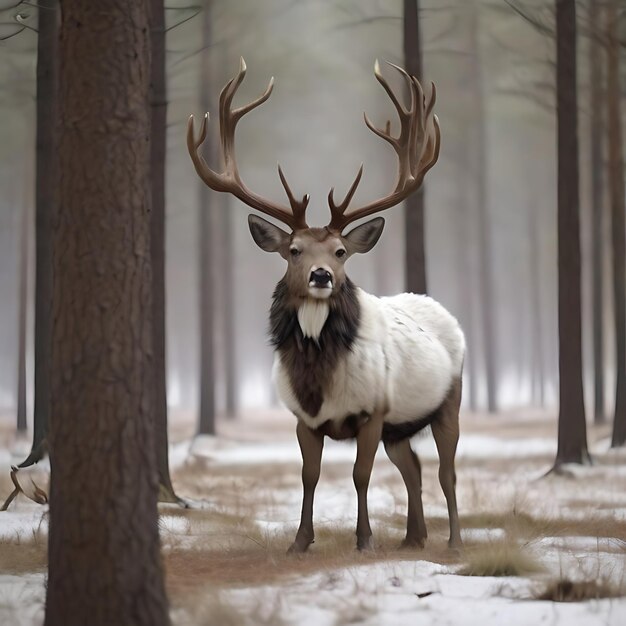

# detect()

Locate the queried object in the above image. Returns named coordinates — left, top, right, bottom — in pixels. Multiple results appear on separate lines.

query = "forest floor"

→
left=0, top=409, right=625, bottom=625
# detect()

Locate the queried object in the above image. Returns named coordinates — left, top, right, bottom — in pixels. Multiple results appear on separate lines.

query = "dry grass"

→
left=0, top=524, right=48, bottom=574
left=536, top=578, right=624, bottom=602
left=458, top=539, right=544, bottom=577
left=163, top=521, right=462, bottom=595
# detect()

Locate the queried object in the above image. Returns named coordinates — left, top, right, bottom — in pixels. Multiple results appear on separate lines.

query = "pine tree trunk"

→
left=607, top=0, right=626, bottom=448
left=16, top=176, right=28, bottom=434
left=554, top=0, right=589, bottom=466
left=589, top=0, right=606, bottom=424
left=219, top=200, right=237, bottom=417
left=45, top=1, right=169, bottom=623
left=150, top=0, right=179, bottom=501
left=468, top=2, right=497, bottom=413
left=20, top=0, right=59, bottom=467
left=197, top=0, right=215, bottom=435
left=527, top=192, right=545, bottom=407
left=403, top=0, right=427, bottom=294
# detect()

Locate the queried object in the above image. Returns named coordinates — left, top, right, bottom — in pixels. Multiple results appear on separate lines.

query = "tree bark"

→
left=20, top=0, right=59, bottom=467
left=16, top=170, right=28, bottom=434
left=607, top=0, right=626, bottom=448
left=589, top=0, right=606, bottom=424
left=527, top=191, right=545, bottom=408
left=403, top=0, right=427, bottom=294
left=45, top=1, right=169, bottom=624
left=554, top=0, right=589, bottom=466
left=468, top=2, right=498, bottom=413
left=219, top=199, right=238, bottom=417
left=150, top=0, right=180, bottom=502
left=197, top=0, right=216, bottom=435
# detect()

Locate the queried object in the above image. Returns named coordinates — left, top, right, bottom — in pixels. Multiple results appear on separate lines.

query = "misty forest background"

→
left=0, top=0, right=625, bottom=433
left=0, top=0, right=625, bottom=624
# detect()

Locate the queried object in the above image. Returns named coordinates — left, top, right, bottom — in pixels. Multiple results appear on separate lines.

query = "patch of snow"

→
left=0, top=506, right=47, bottom=541
left=0, top=574, right=45, bottom=626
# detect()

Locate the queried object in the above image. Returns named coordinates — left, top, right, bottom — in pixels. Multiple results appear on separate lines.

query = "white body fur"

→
left=273, top=288, right=466, bottom=429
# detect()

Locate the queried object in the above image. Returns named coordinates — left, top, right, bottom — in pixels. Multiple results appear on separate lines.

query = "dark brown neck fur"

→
left=269, top=278, right=360, bottom=417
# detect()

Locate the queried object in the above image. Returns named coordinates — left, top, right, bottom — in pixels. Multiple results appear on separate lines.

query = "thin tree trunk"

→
left=150, top=0, right=180, bottom=502
left=20, top=0, right=59, bottom=468
left=220, top=201, right=237, bottom=417
left=403, top=0, right=427, bottom=294
left=554, top=0, right=589, bottom=467
left=45, top=1, right=168, bottom=623
left=197, top=0, right=215, bottom=435
left=607, top=0, right=626, bottom=448
left=214, top=44, right=237, bottom=418
left=16, top=171, right=28, bottom=434
left=528, top=193, right=545, bottom=408
left=590, top=0, right=606, bottom=424
left=468, top=2, right=497, bottom=412
left=454, top=123, right=478, bottom=411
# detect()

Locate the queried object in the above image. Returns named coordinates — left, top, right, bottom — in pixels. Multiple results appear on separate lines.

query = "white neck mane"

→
left=297, top=299, right=330, bottom=340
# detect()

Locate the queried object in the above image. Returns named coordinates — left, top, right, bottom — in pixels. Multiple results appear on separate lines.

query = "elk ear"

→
left=343, top=217, right=385, bottom=254
left=248, top=214, right=290, bottom=255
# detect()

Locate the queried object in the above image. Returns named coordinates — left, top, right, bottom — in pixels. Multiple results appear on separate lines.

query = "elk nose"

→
left=310, top=268, right=332, bottom=286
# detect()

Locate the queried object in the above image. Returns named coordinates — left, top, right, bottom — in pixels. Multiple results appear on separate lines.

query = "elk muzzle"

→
left=309, top=267, right=333, bottom=297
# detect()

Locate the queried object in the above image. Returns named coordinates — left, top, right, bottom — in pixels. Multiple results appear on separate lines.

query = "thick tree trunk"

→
left=197, top=0, right=215, bottom=435
left=589, top=0, right=606, bottom=424
left=554, top=0, right=589, bottom=466
left=468, top=2, right=497, bottom=412
left=607, top=0, right=626, bottom=448
left=403, top=0, right=427, bottom=294
left=20, top=0, right=59, bottom=467
left=45, top=2, right=169, bottom=624
left=150, top=0, right=179, bottom=502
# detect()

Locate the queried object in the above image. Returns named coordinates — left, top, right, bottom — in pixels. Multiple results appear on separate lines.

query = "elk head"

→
left=187, top=58, right=440, bottom=300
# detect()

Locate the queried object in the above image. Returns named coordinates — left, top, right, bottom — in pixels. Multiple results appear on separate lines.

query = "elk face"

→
left=248, top=215, right=385, bottom=300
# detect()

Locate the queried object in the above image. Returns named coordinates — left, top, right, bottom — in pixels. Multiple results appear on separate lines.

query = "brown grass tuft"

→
left=0, top=526, right=48, bottom=574
left=458, top=540, right=544, bottom=577
left=536, top=578, right=623, bottom=602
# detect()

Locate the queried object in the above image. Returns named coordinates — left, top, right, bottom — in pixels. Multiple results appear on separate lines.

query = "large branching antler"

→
left=327, top=60, right=441, bottom=232
left=187, top=57, right=310, bottom=230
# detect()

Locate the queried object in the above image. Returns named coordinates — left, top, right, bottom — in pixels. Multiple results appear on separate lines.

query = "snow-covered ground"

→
left=1, top=410, right=625, bottom=625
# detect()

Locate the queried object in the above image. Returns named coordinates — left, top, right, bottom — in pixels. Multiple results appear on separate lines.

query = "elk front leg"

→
left=353, top=414, right=383, bottom=551
left=288, top=420, right=324, bottom=554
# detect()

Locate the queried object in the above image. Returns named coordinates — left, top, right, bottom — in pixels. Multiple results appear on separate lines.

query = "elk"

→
left=188, top=58, right=465, bottom=552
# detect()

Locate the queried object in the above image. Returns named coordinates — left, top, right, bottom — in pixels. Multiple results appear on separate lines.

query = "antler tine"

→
left=374, top=59, right=408, bottom=118
left=187, top=58, right=309, bottom=230
left=326, top=61, right=441, bottom=232
left=415, top=114, right=441, bottom=187
left=363, top=112, right=397, bottom=147
left=328, top=164, right=364, bottom=230
left=278, top=164, right=310, bottom=225
left=385, top=60, right=416, bottom=113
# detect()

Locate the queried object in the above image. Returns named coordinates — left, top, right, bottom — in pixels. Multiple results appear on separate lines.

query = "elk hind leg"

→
left=431, top=380, right=462, bottom=548
left=288, top=420, right=324, bottom=554
left=384, top=438, right=427, bottom=548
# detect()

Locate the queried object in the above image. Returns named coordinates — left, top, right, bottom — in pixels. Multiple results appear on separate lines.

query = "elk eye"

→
left=289, top=247, right=300, bottom=257
left=335, top=249, right=346, bottom=258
